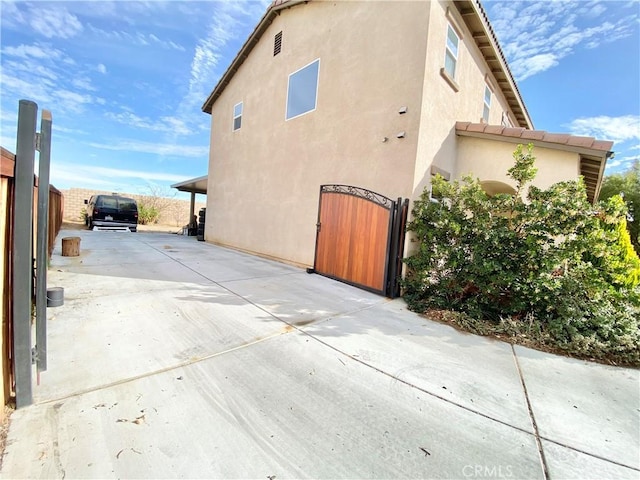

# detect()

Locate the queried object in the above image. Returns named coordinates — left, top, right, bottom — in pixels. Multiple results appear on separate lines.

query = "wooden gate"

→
left=313, top=185, right=408, bottom=297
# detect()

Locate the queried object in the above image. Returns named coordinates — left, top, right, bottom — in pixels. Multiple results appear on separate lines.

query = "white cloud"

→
left=604, top=154, right=639, bottom=175
left=1, top=43, right=70, bottom=62
left=53, top=125, right=88, bottom=135
left=1, top=41, right=105, bottom=114
left=184, top=1, right=269, bottom=113
left=97, top=63, right=107, bottom=74
left=106, top=111, right=193, bottom=136
left=488, top=1, right=638, bottom=81
left=29, top=8, right=84, bottom=39
left=86, top=24, right=186, bottom=51
left=72, top=77, right=97, bottom=92
left=566, top=115, right=640, bottom=144
left=51, top=163, right=192, bottom=189
left=88, top=139, right=209, bottom=158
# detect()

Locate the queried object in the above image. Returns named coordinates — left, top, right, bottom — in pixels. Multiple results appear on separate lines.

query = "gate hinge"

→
left=35, top=132, right=42, bottom=152
left=316, top=222, right=321, bottom=232
left=31, top=346, right=39, bottom=364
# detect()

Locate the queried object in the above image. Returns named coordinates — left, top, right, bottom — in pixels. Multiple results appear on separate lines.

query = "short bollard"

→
left=46, top=287, right=64, bottom=307
left=61, top=236, right=81, bottom=256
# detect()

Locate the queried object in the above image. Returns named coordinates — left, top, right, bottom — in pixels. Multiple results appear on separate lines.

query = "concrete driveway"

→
left=1, top=230, right=638, bottom=479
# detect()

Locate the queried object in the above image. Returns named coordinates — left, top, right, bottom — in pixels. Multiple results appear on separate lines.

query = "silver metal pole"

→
left=35, top=110, right=52, bottom=373
left=12, top=99, right=38, bottom=408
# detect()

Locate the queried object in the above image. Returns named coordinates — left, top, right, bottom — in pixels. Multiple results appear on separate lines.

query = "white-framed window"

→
left=444, top=24, right=459, bottom=79
left=482, top=86, right=491, bottom=123
left=233, top=102, right=242, bottom=131
left=286, top=59, right=320, bottom=120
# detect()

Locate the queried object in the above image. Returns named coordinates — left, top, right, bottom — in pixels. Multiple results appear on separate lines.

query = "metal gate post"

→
left=35, top=110, right=52, bottom=373
left=12, top=99, right=38, bottom=408
left=386, top=197, right=409, bottom=298
left=386, top=198, right=401, bottom=297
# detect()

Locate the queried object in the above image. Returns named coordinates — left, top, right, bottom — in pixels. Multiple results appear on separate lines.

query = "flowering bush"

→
left=404, top=144, right=640, bottom=365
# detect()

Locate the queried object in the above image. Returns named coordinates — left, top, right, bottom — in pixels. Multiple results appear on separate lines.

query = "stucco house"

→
left=198, top=0, right=613, bottom=296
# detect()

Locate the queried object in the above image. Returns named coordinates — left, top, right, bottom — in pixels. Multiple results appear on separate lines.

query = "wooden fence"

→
left=1, top=147, right=63, bottom=413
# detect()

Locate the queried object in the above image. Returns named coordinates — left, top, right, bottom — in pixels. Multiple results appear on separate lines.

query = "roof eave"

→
left=454, top=0, right=533, bottom=129
left=201, top=0, right=309, bottom=114
left=171, top=174, right=209, bottom=194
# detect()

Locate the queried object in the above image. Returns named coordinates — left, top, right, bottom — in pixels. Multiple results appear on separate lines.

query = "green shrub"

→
left=137, top=203, right=159, bottom=225
left=404, top=144, right=640, bottom=365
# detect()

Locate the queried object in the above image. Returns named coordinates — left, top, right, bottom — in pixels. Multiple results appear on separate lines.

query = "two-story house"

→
left=196, top=0, right=613, bottom=296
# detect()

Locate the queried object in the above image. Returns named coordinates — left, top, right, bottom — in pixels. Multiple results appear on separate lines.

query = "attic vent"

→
left=274, top=31, right=282, bottom=56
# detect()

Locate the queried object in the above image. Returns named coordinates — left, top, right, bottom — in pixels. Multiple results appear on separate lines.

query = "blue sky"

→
left=1, top=0, right=639, bottom=198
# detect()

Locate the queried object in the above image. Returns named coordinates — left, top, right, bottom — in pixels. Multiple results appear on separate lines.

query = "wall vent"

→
left=274, top=31, right=283, bottom=56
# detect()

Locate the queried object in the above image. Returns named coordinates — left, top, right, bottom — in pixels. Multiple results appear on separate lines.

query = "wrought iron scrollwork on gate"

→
left=320, top=184, right=394, bottom=209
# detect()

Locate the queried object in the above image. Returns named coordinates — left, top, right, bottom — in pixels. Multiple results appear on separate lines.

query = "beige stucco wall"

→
left=412, top=0, right=520, bottom=199
left=206, top=1, right=431, bottom=266
left=205, top=0, right=584, bottom=269
left=456, top=136, right=581, bottom=191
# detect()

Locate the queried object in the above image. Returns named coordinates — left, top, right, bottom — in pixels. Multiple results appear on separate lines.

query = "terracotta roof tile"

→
left=543, top=133, right=571, bottom=144
left=502, top=127, right=525, bottom=138
left=565, top=136, right=595, bottom=148
left=591, top=140, right=615, bottom=151
left=484, top=125, right=505, bottom=135
left=467, top=123, right=487, bottom=133
left=455, top=122, right=614, bottom=155
left=520, top=130, right=546, bottom=140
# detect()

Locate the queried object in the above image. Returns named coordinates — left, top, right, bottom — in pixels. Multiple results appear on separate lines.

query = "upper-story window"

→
left=483, top=86, right=491, bottom=123
left=444, top=24, right=459, bottom=79
left=233, top=102, right=242, bottom=131
left=286, top=59, right=320, bottom=120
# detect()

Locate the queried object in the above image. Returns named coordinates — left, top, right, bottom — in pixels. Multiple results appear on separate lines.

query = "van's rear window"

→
left=119, top=201, right=137, bottom=211
left=100, top=198, right=118, bottom=208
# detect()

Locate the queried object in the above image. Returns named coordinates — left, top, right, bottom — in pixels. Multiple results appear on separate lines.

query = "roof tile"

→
left=455, top=122, right=613, bottom=156
left=565, top=136, right=595, bottom=148
left=591, top=140, right=614, bottom=151
left=520, top=130, right=546, bottom=140
left=502, top=127, right=525, bottom=138
left=484, top=125, right=505, bottom=135
left=543, top=133, right=570, bottom=144
left=467, top=123, right=487, bottom=133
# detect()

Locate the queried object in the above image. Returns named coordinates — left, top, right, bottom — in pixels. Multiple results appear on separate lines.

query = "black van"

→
left=84, top=195, right=139, bottom=232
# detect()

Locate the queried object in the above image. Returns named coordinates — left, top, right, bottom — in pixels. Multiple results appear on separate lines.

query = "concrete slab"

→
left=542, top=440, right=640, bottom=480
left=3, top=229, right=637, bottom=479
left=514, top=345, right=640, bottom=470
left=302, top=299, right=534, bottom=432
left=220, top=272, right=385, bottom=324
left=36, top=278, right=286, bottom=403
left=180, top=257, right=300, bottom=283
left=4, top=333, right=544, bottom=479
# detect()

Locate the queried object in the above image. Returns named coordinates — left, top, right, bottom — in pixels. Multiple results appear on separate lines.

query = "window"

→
left=482, top=86, right=491, bottom=123
left=286, top=59, right=320, bottom=120
left=444, top=24, right=459, bottom=79
left=233, top=102, right=242, bottom=131
left=274, top=31, right=282, bottom=56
